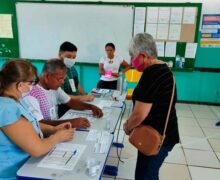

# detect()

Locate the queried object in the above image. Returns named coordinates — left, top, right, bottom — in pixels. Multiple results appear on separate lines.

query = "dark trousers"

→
left=135, top=146, right=174, bottom=180
left=97, top=80, right=117, bottom=90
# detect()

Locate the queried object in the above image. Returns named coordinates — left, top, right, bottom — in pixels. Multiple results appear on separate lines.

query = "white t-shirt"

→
left=22, top=85, right=71, bottom=121
left=99, top=55, right=123, bottom=81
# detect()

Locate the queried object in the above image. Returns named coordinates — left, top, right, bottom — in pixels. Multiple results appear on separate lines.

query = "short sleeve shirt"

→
left=100, top=55, right=123, bottom=81
left=0, top=97, right=42, bottom=179
left=132, top=64, right=179, bottom=146
left=23, top=85, right=71, bottom=120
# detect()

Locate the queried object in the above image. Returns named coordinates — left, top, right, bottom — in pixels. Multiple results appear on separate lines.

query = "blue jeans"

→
left=135, top=146, right=174, bottom=180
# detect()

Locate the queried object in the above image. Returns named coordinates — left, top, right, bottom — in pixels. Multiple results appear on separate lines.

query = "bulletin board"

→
left=0, top=0, right=19, bottom=58
left=133, top=3, right=202, bottom=71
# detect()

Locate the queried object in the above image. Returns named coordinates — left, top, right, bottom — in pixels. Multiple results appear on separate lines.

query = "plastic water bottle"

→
left=122, top=79, right=128, bottom=94
left=175, top=55, right=181, bottom=68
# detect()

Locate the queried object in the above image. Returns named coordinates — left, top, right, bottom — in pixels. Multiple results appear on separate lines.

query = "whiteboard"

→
left=16, top=3, right=134, bottom=63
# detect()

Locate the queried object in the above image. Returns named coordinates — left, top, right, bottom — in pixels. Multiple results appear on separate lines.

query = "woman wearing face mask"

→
left=0, top=59, right=74, bottom=179
left=97, top=42, right=130, bottom=90
left=123, top=33, right=179, bottom=180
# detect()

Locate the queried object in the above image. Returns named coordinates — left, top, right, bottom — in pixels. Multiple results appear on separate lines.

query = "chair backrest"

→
left=125, top=69, right=142, bottom=83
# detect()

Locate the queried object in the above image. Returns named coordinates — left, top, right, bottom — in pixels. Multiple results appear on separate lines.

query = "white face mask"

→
left=64, top=58, right=76, bottom=68
left=21, top=85, right=33, bottom=97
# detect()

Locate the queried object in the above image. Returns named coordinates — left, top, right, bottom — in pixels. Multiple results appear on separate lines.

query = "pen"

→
left=65, top=150, right=77, bottom=165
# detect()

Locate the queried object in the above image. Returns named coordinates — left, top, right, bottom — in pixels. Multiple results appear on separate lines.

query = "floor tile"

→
left=109, top=146, right=122, bottom=158
left=193, top=111, right=218, bottom=119
left=120, top=142, right=137, bottom=159
left=113, top=130, right=125, bottom=143
left=180, top=136, right=212, bottom=151
left=210, top=106, right=220, bottom=119
left=215, top=152, right=220, bottom=161
left=196, top=118, right=219, bottom=128
left=190, top=104, right=211, bottom=112
left=101, top=177, right=115, bottom=180
left=160, top=163, right=191, bottom=180
left=164, top=146, right=187, bottom=165
left=184, top=149, right=220, bottom=168
left=176, top=103, right=191, bottom=111
left=202, top=128, right=220, bottom=139
left=178, top=126, right=205, bottom=137
left=189, top=166, right=220, bottom=180
left=177, top=110, right=194, bottom=118
left=117, top=156, right=136, bottom=179
left=178, top=117, right=199, bottom=127
left=209, top=139, right=220, bottom=152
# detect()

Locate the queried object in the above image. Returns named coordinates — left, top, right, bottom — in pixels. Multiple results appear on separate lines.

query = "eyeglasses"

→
left=26, top=77, right=39, bottom=85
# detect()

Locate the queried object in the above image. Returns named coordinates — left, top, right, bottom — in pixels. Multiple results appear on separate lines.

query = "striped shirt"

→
left=132, top=64, right=179, bottom=146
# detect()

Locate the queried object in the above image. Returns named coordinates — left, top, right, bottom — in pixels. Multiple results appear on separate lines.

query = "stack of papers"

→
left=37, top=143, right=86, bottom=171
left=86, top=130, right=111, bottom=154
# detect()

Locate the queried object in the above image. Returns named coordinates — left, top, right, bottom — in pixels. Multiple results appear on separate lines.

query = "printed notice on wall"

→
left=185, top=43, right=198, bottom=58
left=0, top=14, right=13, bottom=38
left=183, top=7, right=196, bottom=24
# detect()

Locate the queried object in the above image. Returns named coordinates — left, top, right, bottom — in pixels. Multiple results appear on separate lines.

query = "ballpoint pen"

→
left=65, top=149, right=77, bottom=165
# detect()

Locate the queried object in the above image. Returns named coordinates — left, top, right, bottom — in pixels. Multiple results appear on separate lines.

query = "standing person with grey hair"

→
left=123, top=33, right=179, bottom=180
left=22, top=59, right=103, bottom=129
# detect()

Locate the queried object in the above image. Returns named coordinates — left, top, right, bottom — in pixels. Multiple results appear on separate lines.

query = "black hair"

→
left=59, top=41, right=77, bottom=52
left=42, top=58, right=67, bottom=74
left=105, top=42, right=115, bottom=50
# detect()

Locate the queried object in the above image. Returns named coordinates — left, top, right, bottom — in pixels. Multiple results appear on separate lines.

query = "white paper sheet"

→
left=145, top=23, right=157, bottom=39
left=134, top=7, right=146, bottom=24
left=86, top=130, right=111, bottom=153
left=170, top=7, right=183, bottom=24
left=155, top=42, right=165, bottom=57
left=165, top=42, right=177, bottom=57
left=146, top=7, right=159, bottom=23
left=133, top=23, right=145, bottom=35
left=168, top=24, right=181, bottom=40
left=185, top=43, right=197, bottom=58
left=37, top=143, right=86, bottom=170
left=158, top=7, right=170, bottom=23
left=0, top=14, right=13, bottom=38
left=157, top=24, right=169, bottom=40
left=183, top=7, right=196, bottom=24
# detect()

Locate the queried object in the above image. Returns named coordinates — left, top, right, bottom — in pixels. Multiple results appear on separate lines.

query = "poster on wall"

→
left=200, top=14, right=220, bottom=47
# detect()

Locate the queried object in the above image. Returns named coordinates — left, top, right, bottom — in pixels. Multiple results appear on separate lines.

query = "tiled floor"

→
left=101, top=102, right=220, bottom=180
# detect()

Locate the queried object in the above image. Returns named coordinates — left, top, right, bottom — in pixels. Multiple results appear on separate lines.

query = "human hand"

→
left=54, top=128, right=74, bottom=142
left=82, top=94, right=94, bottom=102
left=112, top=72, right=119, bottom=77
left=91, top=105, right=103, bottom=118
left=55, top=122, right=72, bottom=131
left=123, top=121, right=132, bottom=135
left=70, top=118, right=91, bottom=128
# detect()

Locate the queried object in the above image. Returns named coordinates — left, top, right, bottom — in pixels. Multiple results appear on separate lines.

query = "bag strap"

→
left=162, top=75, right=175, bottom=138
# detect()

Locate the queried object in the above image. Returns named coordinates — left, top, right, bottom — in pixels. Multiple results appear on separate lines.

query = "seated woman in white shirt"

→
left=97, top=43, right=130, bottom=90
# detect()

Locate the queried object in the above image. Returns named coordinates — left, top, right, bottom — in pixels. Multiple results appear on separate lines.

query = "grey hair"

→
left=129, top=33, right=157, bottom=58
left=42, top=58, right=67, bottom=73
